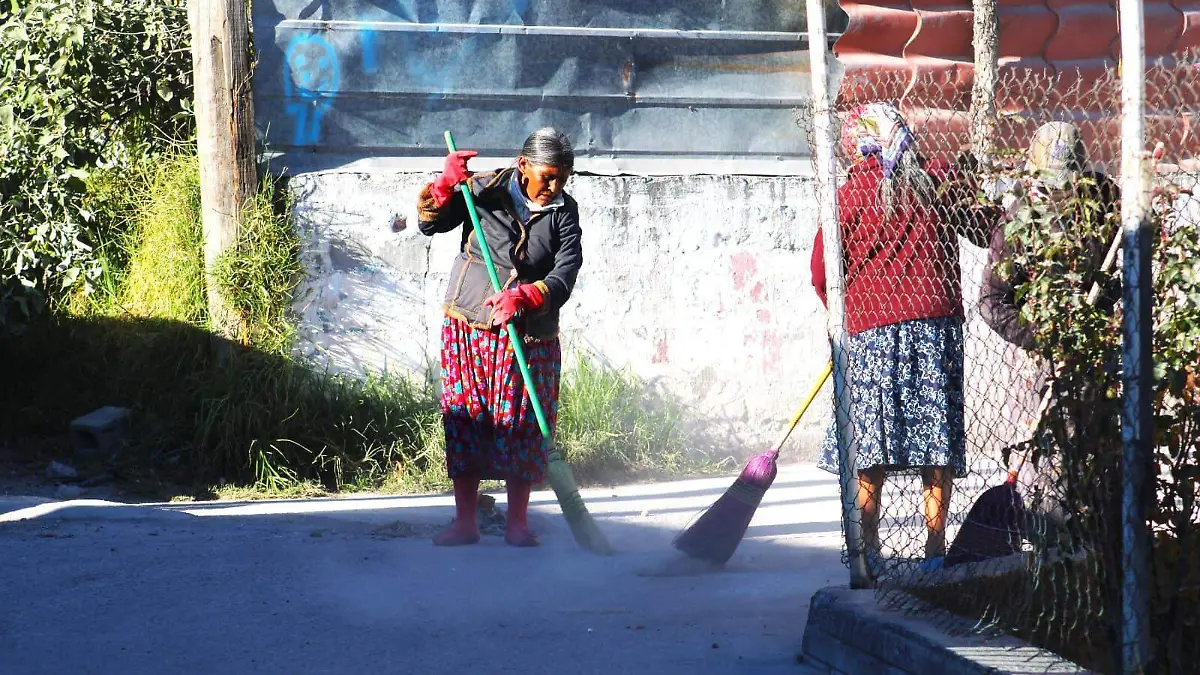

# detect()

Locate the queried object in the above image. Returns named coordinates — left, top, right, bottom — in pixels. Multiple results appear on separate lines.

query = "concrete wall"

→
left=288, top=170, right=836, bottom=460
left=286, top=169, right=1041, bottom=466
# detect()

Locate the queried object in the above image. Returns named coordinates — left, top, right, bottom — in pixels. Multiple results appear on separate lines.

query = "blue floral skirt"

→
left=817, top=316, right=967, bottom=478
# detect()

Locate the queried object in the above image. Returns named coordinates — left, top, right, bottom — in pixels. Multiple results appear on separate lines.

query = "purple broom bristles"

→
left=672, top=449, right=779, bottom=565
left=742, top=449, right=779, bottom=486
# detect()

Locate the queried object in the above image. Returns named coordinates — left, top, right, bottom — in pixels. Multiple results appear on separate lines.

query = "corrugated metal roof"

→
left=254, top=0, right=846, bottom=175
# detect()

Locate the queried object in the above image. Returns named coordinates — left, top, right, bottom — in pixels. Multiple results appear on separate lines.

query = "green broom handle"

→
left=444, top=130, right=553, bottom=441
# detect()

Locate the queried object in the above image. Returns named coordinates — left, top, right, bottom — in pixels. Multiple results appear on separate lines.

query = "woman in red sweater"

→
left=811, top=103, right=991, bottom=576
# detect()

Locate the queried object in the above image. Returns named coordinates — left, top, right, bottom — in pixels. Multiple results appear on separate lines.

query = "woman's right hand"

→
left=430, top=150, right=478, bottom=207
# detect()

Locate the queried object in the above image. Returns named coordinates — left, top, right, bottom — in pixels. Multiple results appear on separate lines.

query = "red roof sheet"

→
left=834, top=0, right=1200, bottom=166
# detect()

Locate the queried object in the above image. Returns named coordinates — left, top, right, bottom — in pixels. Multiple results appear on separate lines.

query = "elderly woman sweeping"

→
left=811, top=102, right=992, bottom=578
left=417, top=128, right=582, bottom=548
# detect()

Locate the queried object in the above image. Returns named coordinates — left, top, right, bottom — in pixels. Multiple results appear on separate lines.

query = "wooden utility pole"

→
left=971, top=0, right=1000, bottom=163
left=189, top=0, right=257, bottom=343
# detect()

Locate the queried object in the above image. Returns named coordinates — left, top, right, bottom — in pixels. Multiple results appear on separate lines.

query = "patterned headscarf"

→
left=841, top=102, right=915, bottom=178
left=1025, top=122, right=1086, bottom=191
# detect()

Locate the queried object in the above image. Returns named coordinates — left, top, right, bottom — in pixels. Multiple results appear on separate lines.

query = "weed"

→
left=558, top=357, right=710, bottom=484
left=212, top=172, right=303, bottom=355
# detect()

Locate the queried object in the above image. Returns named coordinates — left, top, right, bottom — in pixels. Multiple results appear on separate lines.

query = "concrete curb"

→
left=0, top=498, right=196, bottom=524
left=799, top=587, right=1093, bottom=675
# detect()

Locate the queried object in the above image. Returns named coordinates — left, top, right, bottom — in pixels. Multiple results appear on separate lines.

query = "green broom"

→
left=443, top=130, right=613, bottom=556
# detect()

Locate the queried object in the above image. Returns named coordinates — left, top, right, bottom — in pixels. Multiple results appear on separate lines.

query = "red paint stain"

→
left=750, top=282, right=765, bottom=302
left=652, top=338, right=669, bottom=364
left=763, top=332, right=782, bottom=370
left=730, top=252, right=757, bottom=291
left=757, top=309, right=771, bottom=324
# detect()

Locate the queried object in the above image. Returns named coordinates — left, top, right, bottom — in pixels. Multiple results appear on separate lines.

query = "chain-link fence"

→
left=800, top=26, right=1200, bottom=673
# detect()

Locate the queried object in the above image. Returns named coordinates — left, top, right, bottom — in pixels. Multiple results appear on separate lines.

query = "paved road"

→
left=0, top=465, right=844, bottom=675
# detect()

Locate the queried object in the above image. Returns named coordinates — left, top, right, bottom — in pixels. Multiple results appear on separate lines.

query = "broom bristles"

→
left=546, top=445, right=614, bottom=555
left=672, top=450, right=779, bottom=565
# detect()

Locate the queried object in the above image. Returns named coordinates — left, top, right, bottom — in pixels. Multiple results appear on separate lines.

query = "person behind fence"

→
left=978, top=121, right=1121, bottom=525
left=416, top=127, right=582, bottom=548
left=811, top=102, right=993, bottom=576
left=979, top=121, right=1121, bottom=350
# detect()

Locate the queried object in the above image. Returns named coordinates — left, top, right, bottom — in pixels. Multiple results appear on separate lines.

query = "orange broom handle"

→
left=772, top=361, right=834, bottom=454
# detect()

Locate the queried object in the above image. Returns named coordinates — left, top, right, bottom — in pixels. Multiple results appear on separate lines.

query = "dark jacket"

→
left=811, top=155, right=995, bottom=335
left=979, top=171, right=1121, bottom=351
left=417, top=168, right=583, bottom=341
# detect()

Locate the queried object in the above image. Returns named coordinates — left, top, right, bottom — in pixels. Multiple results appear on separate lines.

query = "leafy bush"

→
left=936, top=167, right=1200, bottom=673
left=0, top=0, right=192, bottom=330
left=1003, top=173, right=1200, bottom=537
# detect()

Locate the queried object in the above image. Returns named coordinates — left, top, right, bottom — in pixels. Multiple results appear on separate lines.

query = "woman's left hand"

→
left=483, top=284, right=546, bottom=326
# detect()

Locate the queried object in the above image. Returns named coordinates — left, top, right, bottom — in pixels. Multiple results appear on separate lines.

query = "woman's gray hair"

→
left=879, top=146, right=936, bottom=218
left=520, top=127, right=575, bottom=172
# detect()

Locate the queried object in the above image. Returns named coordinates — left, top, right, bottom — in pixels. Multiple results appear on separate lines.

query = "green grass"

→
left=558, top=356, right=712, bottom=485
left=212, top=172, right=303, bottom=355
left=71, top=150, right=204, bottom=321
left=117, top=153, right=206, bottom=324
left=2, top=312, right=708, bottom=498
left=4, top=146, right=714, bottom=500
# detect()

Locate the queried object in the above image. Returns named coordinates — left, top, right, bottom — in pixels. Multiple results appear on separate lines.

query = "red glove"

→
left=482, top=283, right=546, bottom=326
left=430, top=150, right=478, bottom=207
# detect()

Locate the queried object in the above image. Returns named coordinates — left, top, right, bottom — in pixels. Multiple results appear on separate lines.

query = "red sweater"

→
left=811, top=156, right=979, bottom=336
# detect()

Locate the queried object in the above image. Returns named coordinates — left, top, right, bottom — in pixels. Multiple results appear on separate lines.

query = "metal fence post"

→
left=805, top=0, right=872, bottom=590
left=1118, top=0, right=1154, bottom=671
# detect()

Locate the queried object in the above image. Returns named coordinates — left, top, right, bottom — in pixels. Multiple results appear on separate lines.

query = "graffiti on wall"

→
left=283, top=34, right=340, bottom=147
left=255, top=0, right=838, bottom=170
left=282, top=23, right=385, bottom=148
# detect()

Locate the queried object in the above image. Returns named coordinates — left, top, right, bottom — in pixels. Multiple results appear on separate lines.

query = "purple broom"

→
left=944, top=468, right=1027, bottom=567
left=673, top=362, right=833, bottom=566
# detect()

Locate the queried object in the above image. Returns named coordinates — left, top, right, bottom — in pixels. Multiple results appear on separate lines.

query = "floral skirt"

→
left=439, top=316, right=560, bottom=482
left=817, top=316, right=967, bottom=478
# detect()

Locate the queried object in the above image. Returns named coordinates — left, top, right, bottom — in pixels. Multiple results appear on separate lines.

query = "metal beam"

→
left=276, top=18, right=841, bottom=44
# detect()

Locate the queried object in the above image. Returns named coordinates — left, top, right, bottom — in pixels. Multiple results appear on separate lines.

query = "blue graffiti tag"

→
left=282, top=34, right=340, bottom=147
left=361, top=29, right=378, bottom=74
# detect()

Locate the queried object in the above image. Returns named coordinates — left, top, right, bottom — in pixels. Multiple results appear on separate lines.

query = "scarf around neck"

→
left=507, top=169, right=565, bottom=224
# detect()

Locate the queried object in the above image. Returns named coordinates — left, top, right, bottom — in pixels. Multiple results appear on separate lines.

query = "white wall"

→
left=287, top=170, right=1042, bottom=466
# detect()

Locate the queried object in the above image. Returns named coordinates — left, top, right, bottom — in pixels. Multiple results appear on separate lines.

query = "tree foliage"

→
left=0, top=0, right=193, bottom=330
